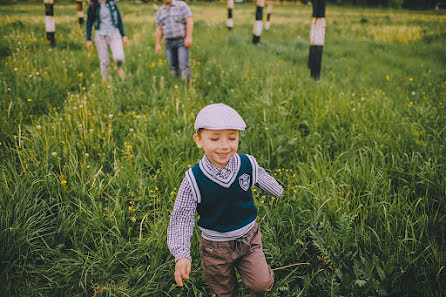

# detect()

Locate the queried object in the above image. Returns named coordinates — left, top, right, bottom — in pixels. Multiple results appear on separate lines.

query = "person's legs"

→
left=177, top=40, right=191, bottom=82
left=200, top=238, right=239, bottom=297
left=94, top=34, right=110, bottom=79
left=165, top=39, right=179, bottom=77
left=109, top=32, right=125, bottom=79
left=236, top=223, right=274, bottom=296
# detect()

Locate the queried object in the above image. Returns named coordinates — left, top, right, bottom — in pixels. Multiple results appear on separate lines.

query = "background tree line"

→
left=1, top=0, right=444, bottom=10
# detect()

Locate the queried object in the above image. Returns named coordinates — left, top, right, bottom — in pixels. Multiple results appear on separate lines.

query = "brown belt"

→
left=166, top=36, right=183, bottom=41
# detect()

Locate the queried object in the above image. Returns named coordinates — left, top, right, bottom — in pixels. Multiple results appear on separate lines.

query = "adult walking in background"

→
left=156, top=0, right=193, bottom=82
left=86, top=0, right=128, bottom=80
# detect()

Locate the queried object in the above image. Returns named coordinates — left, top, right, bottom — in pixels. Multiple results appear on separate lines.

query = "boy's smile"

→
left=194, top=129, right=239, bottom=169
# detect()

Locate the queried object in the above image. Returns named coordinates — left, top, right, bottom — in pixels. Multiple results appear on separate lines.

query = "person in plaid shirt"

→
left=155, top=0, right=193, bottom=82
left=167, top=103, right=283, bottom=296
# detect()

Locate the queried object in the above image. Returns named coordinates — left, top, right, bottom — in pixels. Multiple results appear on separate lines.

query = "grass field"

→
left=1, top=1, right=445, bottom=296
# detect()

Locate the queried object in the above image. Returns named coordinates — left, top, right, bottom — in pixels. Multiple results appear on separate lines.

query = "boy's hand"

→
left=174, top=258, right=191, bottom=287
left=184, top=36, right=192, bottom=48
left=156, top=44, right=163, bottom=56
left=86, top=41, right=93, bottom=51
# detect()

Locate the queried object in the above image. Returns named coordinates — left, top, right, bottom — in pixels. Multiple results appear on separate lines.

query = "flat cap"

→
left=194, top=103, right=246, bottom=131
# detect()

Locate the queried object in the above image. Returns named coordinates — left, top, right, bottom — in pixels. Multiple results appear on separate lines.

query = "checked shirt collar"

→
left=164, top=0, right=178, bottom=8
left=199, top=154, right=241, bottom=188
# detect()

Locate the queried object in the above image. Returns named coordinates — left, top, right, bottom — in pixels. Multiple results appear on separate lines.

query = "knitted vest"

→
left=190, top=154, right=257, bottom=233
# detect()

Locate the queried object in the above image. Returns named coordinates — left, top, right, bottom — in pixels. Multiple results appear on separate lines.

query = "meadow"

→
left=0, top=1, right=445, bottom=296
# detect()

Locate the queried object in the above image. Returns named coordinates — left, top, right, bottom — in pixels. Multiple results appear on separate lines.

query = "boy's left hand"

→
left=174, top=258, right=191, bottom=287
left=184, top=36, right=192, bottom=48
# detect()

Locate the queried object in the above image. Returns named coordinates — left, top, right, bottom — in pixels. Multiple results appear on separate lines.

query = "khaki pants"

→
left=94, top=32, right=125, bottom=79
left=199, top=223, right=274, bottom=297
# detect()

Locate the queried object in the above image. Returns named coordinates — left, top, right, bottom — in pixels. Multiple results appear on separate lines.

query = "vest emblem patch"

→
left=239, top=173, right=250, bottom=191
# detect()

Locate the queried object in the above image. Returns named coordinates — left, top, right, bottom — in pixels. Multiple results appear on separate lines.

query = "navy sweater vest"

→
left=192, top=154, right=257, bottom=233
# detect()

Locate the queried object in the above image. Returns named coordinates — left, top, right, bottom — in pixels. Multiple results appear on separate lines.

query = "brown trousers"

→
left=199, top=222, right=274, bottom=297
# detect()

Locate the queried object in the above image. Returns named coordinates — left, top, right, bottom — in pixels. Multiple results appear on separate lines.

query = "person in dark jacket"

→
left=86, top=0, right=128, bottom=80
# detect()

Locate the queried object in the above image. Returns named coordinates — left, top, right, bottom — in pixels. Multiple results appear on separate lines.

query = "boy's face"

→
left=193, top=129, right=239, bottom=169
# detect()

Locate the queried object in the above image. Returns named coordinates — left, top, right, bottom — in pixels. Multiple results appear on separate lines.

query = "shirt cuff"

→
left=174, top=251, right=192, bottom=263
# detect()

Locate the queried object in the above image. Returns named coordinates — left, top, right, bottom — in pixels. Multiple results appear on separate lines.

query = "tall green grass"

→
left=1, top=2, right=445, bottom=296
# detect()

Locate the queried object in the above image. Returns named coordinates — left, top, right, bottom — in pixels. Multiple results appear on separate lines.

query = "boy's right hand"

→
left=156, top=44, right=162, bottom=56
left=174, top=258, right=191, bottom=287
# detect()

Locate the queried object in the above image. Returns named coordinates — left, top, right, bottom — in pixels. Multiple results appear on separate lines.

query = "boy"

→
left=167, top=103, right=283, bottom=296
left=155, top=0, right=193, bottom=82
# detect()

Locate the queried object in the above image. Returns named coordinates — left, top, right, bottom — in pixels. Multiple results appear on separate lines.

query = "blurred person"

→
left=86, top=0, right=128, bottom=80
left=155, top=0, right=193, bottom=82
left=167, top=104, right=283, bottom=296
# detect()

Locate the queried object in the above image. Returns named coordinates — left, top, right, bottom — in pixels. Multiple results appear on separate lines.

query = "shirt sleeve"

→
left=182, top=2, right=192, bottom=19
left=248, top=154, right=283, bottom=198
left=167, top=176, right=197, bottom=262
left=155, top=10, right=163, bottom=26
left=257, top=166, right=284, bottom=198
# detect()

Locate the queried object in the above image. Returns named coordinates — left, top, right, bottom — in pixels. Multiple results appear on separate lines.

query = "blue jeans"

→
left=165, top=38, right=190, bottom=81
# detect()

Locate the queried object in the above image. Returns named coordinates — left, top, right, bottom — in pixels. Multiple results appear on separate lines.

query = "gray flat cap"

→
left=194, top=103, right=246, bottom=131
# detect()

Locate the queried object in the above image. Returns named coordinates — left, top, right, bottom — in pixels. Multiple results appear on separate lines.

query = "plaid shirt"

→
left=167, top=154, right=283, bottom=262
left=156, top=0, right=192, bottom=39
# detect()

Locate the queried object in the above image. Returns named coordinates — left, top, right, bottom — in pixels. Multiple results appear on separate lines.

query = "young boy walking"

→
left=167, top=103, right=283, bottom=296
left=155, top=0, right=193, bottom=82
